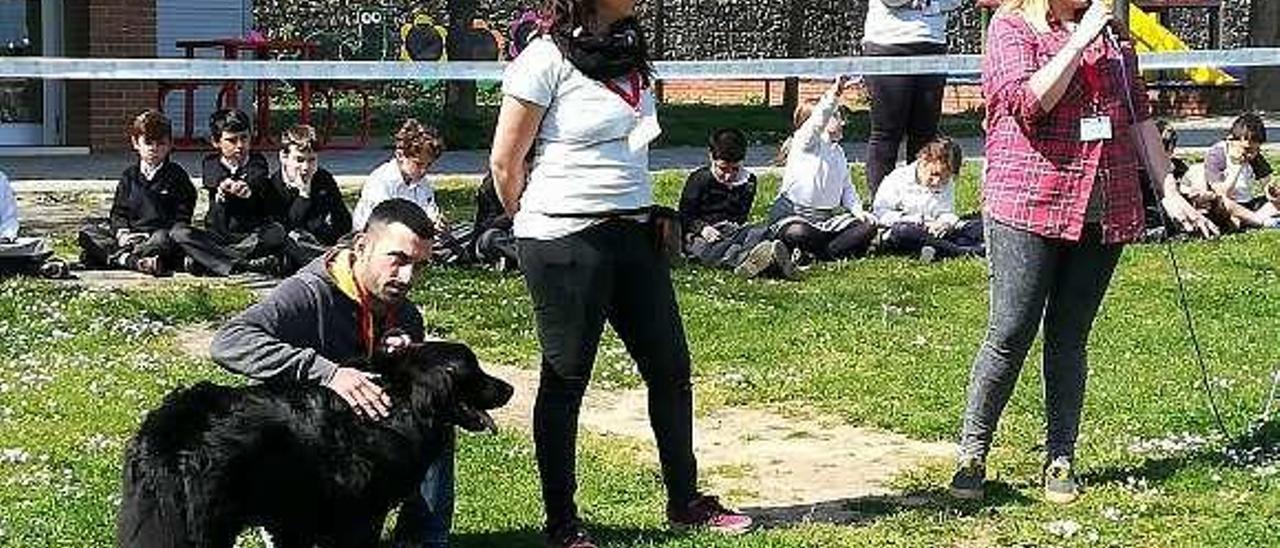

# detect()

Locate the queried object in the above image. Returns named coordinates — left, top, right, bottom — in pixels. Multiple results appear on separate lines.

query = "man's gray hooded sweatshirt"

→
left=211, top=254, right=424, bottom=383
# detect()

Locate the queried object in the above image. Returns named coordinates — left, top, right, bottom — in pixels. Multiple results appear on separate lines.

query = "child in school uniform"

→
left=679, top=128, right=796, bottom=279
left=267, top=124, right=351, bottom=273
left=769, top=75, right=878, bottom=263
left=0, top=169, right=68, bottom=278
left=78, top=110, right=229, bottom=276
left=201, top=108, right=291, bottom=275
left=872, top=136, right=984, bottom=261
left=1150, top=121, right=1235, bottom=237
left=1185, top=112, right=1279, bottom=230
left=351, top=119, right=445, bottom=231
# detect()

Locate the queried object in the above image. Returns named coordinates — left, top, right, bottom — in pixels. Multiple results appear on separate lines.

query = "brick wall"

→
left=86, top=0, right=157, bottom=151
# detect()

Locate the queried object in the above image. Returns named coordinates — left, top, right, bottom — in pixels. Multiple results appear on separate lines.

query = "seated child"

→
left=351, top=119, right=445, bottom=231
left=871, top=136, right=983, bottom=261
left=1185, top=112, right=1279, bottom=230
left=201, top=108, right=292, bottom=275
left=472, top=173, right=519, bottom=271
left=1154, top=121, right=1237, bottom=236
left=79, top=109, right=229, bottom=276
left=0, top=169, right=68, bottom=278
left=769, top=76, right=877, bottom=263
left=350, top=119, right=460, bottom=261
left=679, top=128, right=796, bottom=279
left=268, top=124, right=352, bottom=273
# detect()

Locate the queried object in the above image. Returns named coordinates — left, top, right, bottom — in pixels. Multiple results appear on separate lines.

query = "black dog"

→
left=116, top=341, right=513, bottom=548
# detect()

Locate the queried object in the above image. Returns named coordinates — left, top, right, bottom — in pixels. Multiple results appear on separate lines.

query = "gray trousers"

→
left=685, top=223, right=771, bottom=270
left=959, top=220, right=1122, bottom=461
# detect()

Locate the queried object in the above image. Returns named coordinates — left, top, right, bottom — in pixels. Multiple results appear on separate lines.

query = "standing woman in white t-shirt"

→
left=489, top=1, right=752, bottom=546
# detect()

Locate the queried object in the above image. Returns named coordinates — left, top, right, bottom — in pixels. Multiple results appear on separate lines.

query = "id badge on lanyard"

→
left=1079, top=55, right=1112, bottom=143
left=605, top=72, right=662, bottom=152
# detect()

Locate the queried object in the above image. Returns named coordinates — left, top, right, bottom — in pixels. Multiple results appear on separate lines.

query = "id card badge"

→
left=1080, top=116, right=1113, bottom=142
left=628, top=93, right=662, bottom=153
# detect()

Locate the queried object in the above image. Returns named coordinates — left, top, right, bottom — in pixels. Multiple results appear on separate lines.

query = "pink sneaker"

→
left=667, top=494, right=753, bottom=535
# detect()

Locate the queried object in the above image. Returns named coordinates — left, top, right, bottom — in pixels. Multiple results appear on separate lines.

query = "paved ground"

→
left=4, top=114, right=1276, bottom=191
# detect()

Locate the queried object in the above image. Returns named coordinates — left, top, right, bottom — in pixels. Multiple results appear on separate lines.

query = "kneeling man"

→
left=211, top=198, right=453, bottom=547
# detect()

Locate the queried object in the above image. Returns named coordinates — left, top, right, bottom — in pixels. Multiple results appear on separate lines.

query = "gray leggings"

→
left=959, top=220, right=1122, bottom=461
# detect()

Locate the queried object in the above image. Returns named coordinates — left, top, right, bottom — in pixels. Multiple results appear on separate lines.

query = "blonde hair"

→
left=997, top=0, right=1054, bottom=33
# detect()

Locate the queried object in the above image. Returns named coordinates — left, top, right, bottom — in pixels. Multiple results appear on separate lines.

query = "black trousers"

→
left=475, top=227, right=519, bottom=269
left=283, top=229, right=332, bottom=274
left=79, top=224, right=235, bottom=275
left=78, top=225, right=182, bottom=268
left=881, top=219, right=985, bottom=259
left=207, top=221, right=308, bottom=276
left=864, top=42, right=948, bottom=197
left=517, top=220, right=698, bottom=532
left=775, top=220, right=876, bottom=260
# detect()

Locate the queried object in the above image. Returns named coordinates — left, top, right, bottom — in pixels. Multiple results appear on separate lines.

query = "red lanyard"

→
left=604, top=72, right=643, bottom=111
left=1079, top=46, right=1106, bottom=112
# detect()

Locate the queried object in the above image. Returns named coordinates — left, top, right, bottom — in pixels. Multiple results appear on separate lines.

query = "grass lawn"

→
left=2, top=165, right=1279, bottom=546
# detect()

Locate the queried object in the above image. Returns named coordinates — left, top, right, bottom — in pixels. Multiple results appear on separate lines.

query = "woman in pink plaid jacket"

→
left=947, top=0, right=1215, bottom=505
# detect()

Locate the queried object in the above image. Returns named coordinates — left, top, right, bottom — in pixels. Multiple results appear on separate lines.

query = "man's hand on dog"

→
left=325, top=368, right=391, bottom=420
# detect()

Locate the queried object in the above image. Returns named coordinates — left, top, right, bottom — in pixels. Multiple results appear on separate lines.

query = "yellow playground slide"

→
left=1127, top=4, right=1236, bottom=85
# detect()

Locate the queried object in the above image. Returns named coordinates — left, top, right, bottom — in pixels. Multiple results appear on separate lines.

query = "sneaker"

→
left=1044, top=456, right=1081, bottom=504
left=734, top=241, right=778, bottom=279
left=919, top=245, right=938, bottom=263
left=112, top=250, right=136, bottom=270
left=37, top=259, right=70, bottom=280
left=773, top=242, right=800, bottom=280
left=135, top=256, right=169, bottom=277
left=791, top=247, right=814, bottom=268
left=244, top=255, right=281, bottom=276
left=545, top=519, right=597, bottom=548
left=948, top=456, right=986, bottom=500
left=668, top=494, right=753, bottom=535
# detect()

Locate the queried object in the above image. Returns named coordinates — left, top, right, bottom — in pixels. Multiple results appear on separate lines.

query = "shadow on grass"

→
left=450, top=525, right=684, bottom=547
left=1083, top=419, right=1280, bottom=488
left=741, top=481, right=1035, bottom=529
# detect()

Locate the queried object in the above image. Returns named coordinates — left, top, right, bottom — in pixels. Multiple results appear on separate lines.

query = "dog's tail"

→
left=116, top=440, right=189, bottom=548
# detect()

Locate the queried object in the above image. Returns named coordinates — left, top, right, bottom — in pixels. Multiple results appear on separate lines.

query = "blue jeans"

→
left=392, top=428, right=455, bottom=548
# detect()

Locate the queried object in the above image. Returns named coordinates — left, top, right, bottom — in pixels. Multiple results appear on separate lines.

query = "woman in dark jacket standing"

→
left=489, top=1, right=752, bottom=547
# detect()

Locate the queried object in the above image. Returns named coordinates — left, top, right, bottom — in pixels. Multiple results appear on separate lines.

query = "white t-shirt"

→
left=1203, top=141, right=1274, bottom=204
left=351, top=159, right=441, bottom=231
left=862, top=0, right=961, bottom=46
left=777, top=89, right=863, bottom=214
left=0, top=170, right=18, bottom=240
left=871, top=160, right=959, bottom=227
left=502, top=36, right=660, bottom=240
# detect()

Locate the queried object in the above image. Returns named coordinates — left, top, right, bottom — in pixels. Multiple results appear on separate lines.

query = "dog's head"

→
left=371, top=341, right=513, bottom=433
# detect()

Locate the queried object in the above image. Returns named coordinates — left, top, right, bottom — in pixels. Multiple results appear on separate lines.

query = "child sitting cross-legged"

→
left=871, top=136, right=984, bottom=261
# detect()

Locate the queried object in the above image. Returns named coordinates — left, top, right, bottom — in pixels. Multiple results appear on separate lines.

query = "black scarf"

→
left=554, top=16, right=652, bottom=84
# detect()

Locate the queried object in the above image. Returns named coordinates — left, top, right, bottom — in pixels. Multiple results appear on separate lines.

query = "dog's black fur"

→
left=116, top=341, right=513, bottom=548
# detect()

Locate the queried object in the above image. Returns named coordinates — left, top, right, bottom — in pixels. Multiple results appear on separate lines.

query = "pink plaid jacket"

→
left=982, top=13, right=1151, bottom=244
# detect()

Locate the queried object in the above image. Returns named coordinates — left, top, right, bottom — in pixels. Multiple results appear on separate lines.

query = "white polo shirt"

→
left=351, top=159, right=441, bottom=231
